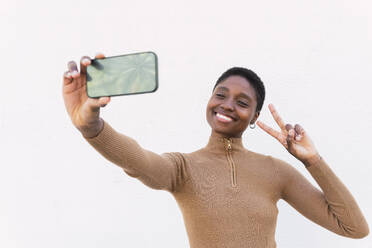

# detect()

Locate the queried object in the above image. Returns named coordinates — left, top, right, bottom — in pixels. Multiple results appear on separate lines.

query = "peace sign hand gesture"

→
left=256, top=104, right=321, bottom=167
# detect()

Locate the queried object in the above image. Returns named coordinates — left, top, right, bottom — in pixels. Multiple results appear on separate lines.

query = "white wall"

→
left=2, top=0, right=371, bottom=247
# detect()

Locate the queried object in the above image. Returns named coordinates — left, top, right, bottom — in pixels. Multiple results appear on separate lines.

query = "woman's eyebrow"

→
left=216, top=86, right=229, bottom=92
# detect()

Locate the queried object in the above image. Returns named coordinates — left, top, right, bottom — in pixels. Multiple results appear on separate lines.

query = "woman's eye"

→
left=216, top=93, right=225, bottom=98
left=238, top=101, right=248, bottom=107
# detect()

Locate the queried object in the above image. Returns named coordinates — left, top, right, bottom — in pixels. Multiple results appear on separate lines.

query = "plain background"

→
left=2, top=0, right=371, bottom=247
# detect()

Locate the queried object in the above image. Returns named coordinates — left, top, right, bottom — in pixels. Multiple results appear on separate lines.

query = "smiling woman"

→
left=206, top=68, right=264, bottom=139
left=62, top=56, right=369, bottom=248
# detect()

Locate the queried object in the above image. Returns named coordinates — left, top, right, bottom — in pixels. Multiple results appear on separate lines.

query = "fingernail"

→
left=82, top=58, right=90, bottom=64
left=71, top=71, right=79, bottom=76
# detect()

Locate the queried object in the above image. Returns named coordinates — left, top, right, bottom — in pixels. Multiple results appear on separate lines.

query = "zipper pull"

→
left=225, top=138, right=232, bottom=150
left=224, top=138, right=237, bottom=187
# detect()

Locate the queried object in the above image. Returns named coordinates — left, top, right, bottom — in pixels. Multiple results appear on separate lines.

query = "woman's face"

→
left=206, top=75, right=259, bottom=138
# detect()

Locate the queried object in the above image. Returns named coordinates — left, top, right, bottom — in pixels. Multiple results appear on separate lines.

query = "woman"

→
left=62, top=53, right=369, bottom=247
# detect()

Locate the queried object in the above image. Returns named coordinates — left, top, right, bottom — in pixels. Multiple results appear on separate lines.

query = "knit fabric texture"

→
left=84, top=120, right=369, bottom=248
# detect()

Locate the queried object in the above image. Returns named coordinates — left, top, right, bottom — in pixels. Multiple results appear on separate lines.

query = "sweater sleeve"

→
left=272, top=156, right=369, bottom=239
left=82, top=120, right=188, bottom=193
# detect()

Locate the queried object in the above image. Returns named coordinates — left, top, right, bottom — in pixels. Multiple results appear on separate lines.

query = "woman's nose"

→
left=220, top=99, right=234, bottom=111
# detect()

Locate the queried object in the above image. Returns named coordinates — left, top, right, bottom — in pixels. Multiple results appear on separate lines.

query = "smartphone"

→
left=86, top=51, right=158, bottom=98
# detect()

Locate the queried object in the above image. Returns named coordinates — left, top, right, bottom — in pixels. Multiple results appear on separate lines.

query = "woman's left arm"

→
left=257, top=104, right=369, bottom=239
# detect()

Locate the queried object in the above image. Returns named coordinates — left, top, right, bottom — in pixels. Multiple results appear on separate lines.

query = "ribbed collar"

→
left=204, top=132, right=245, bottom=153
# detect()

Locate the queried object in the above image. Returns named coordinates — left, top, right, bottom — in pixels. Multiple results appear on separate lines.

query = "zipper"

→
left=224, top=138, right=237, bottom=187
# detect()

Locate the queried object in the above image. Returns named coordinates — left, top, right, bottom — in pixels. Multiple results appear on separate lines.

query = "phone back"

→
left=86, top=51, right=158, bottom=98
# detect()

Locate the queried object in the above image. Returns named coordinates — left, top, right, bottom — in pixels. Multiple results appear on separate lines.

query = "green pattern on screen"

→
left=87, top=52, right=157, bottom=97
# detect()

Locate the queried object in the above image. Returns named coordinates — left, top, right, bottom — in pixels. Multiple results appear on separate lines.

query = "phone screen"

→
left=86, top=51, right=158, bottom=98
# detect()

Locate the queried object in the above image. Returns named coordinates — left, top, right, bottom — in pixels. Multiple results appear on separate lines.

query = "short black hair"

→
left=213, top=67, right=265, bottom=113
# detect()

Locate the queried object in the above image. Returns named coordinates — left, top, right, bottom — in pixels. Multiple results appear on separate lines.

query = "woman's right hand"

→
left=62, top=53, right=111, bottom=138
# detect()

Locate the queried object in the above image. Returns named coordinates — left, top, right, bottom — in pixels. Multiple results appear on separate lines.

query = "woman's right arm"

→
left=62, top=54, right=188, bottom=193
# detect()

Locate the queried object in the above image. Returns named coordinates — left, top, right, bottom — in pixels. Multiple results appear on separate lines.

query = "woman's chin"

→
left=212, top=125, right=234, bottom=136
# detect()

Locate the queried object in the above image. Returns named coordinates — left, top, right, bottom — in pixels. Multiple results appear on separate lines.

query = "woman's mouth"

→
left=215, top=112, right=234, bottom=123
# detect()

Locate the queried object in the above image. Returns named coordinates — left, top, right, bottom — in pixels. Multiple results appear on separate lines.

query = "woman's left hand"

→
left=256, top=103, right=321, bottom=166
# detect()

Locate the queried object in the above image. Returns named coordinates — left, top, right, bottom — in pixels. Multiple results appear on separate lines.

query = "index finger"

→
left=80, top=56, right=91, bottom=74
left=256, top=120, right=282, bottom=142
left=268, top=103, right=286, bottom=132
left=80, top=53, right=106, bottom=74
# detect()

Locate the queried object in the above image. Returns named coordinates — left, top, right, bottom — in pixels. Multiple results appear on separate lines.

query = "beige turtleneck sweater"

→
left=83, top=120, right=369, bottom=247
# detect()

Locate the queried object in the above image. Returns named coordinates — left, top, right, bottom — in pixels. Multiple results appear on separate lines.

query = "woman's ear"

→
left=251, top=111, right=260, bottom=124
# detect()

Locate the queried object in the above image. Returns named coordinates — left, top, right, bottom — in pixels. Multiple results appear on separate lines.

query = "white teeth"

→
left=216, top=113, right=233, bottom=122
